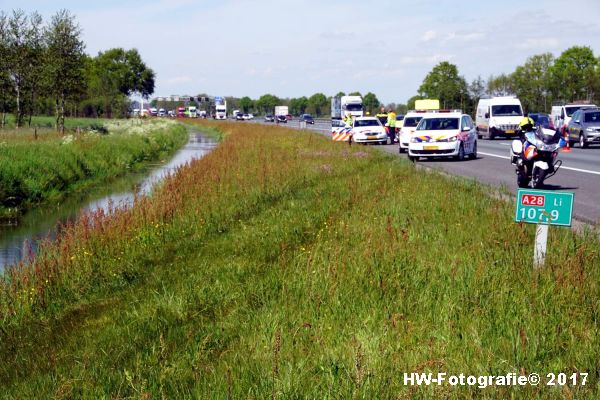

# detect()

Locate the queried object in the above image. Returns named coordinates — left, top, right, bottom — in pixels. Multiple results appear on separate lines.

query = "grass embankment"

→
left=0, top=118, right=188, bottom=219
left=0, top=121, right=598, bottom=398
left=1, top=115, right=113, bottom=130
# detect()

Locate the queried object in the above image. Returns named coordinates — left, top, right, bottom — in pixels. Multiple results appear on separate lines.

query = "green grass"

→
left=0, top=120, right=598, bottom=398
left=0, top=114, right=114, bottom=130
left=0, top=119, right=188, bottom=219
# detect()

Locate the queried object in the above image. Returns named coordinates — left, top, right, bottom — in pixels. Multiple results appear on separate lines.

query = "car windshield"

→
left=403, top=117, right=422, bottom=127
left=354, top=119, right=379, bottom=127
left=345, top=104, right=362, bottom=112
left=565, top=106, right=588, bottom=117
left=416, top=117, right=459, bottom=131
left=584, top=111, right=600, bottom=123
left=491, top=105, right=522, bottom=116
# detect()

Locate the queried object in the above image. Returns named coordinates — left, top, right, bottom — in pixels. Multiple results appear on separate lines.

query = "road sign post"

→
left=515, top=189, right=574, bottom=268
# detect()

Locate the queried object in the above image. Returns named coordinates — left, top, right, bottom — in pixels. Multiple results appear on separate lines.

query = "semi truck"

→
left=331, top=95, right=363, bottom=121
left=185, top=106, right=198, bottom=118
left=213, top=96, right=227, bottom=120
left=215, top=101, right=227, bottom=120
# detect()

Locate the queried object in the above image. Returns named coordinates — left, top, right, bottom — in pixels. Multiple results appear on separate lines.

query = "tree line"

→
left=0, top=9, right=155, bottom=131
left=221, top=45, right=600, bottom=119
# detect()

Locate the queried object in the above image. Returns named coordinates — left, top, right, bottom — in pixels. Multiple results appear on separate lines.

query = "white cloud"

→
left=517, top=38, right=561, bottom=50
left=422, top=30, right=437, bottom=42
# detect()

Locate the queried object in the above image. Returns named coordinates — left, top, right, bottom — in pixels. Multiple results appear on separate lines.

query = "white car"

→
left=351, top=117, right=388, bottom=145
left=398, top=112, right=425, bottom=153
left=242, top=113, right=254, bottom=120
left=408, top=111, right=477, bottom=161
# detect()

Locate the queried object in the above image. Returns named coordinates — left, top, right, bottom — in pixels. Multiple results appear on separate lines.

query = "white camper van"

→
left=475, top=97, right=523, bottom=139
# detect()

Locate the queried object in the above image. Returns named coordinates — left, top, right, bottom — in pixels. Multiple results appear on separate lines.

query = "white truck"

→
left=475, top=97, right=523, bottom=139
left=274, top=106, right=289, bottom=117
left=331, top=95, right=363, bottom=121
left=215, top=101, right=227, bottom=120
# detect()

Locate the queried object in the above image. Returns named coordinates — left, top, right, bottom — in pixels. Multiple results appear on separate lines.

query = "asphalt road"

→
left=247, top=118, right=600, bottom=224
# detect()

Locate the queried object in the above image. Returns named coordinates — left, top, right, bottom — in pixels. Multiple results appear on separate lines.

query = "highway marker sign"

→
left=515, top=189, right=574, bottom=227
left=514, top=189, right=574, bottom=268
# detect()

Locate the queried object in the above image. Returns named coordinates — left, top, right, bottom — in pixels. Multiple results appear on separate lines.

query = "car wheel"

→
left=476, top=128, right=482, bottom=139
left=455, top=143, right=465, bottom=161
left=408, top=155, right=417, bottom=162
left=579, top=133, right=587, bottom=148
left=488, top=130, right=495, bottom=140
left=399, top=147, right=405, bottom=154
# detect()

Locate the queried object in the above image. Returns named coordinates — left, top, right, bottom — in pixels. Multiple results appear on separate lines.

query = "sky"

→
left=2, top=0, right=600, bottom=104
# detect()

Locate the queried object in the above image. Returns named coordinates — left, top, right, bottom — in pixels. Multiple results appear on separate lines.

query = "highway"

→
left=248, top=118, right=600, bottom=225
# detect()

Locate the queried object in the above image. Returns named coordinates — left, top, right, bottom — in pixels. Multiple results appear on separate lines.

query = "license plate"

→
left=423, top=145, right=438, bottom=150
left=505, top=129, right=514, bottom=134
left=367, top=136, right=376, bottom=140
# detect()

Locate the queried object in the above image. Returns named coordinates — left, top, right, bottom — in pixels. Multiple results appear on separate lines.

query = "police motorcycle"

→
left=510, top=125, right=565, bottom=188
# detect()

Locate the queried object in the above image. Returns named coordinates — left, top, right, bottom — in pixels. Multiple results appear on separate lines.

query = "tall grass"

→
left=0, top=120, right=598, bottom=398
left=0, top=119, right=188, bottom=219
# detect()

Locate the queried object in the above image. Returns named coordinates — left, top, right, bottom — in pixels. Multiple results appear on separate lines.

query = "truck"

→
left=475, top=97, right=523, bottom=139
left=232, top=109, right=242, bottom=120
left=331, top=95, right=363, bottom=121
left=185, top=106, right=198, bottom=118
left=215, top=100, right=227, bottom=120
left=274, top=106, right=289, bottom=123
left=274, top=106, right=289, bottom=117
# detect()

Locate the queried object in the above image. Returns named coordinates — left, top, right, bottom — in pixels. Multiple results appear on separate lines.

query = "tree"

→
left=418, top=61, right=469, bottom=110
left=2, top=10, right=43, bottom=128
left=256, top=94, right=279, bottom=114
left=307, top=92, right=327, bottom=117
left=84, top=48, right=155, bottom=118
left=0, top=13, right=11, bottom=127
left=512, top=53, right=554, bottom=112
left=335, top=91, right=345, bottom=97
left=487, top=74, right=514, bottom=97
left=125, top=48, right=155, bottom=100
left=348, top=91, right=362, bottom=97
left=549, top=46, right=598, bottom=103
left=44, top=9, right=85, bottom=132
left=468, top=76, right=486, bottom=116
left=289, top=96, right=308, bottom=116
left=395, top=104, right=408, bottom=114
left=363, top=92, right=380, bottom=115
left=239, top=96, right=253, bottom=113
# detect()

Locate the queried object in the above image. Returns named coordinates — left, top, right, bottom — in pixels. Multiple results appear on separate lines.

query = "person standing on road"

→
left=376, top=106, right=388, bottom=126
left=344, top=112, right=353, bottom=127
left=386, top=108, right=397, bottom=144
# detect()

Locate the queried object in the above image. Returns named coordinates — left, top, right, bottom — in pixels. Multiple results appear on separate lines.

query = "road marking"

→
left=499, top=143, right=510, bottom=146
left=478, top=151, right=600, bottom=176
left=478, top=151, right=510, bottom=160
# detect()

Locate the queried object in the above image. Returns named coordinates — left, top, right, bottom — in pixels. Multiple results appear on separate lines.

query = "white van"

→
left=475, top=97, right=523, bottom=139
left=551, top=103, right=597, bottom=134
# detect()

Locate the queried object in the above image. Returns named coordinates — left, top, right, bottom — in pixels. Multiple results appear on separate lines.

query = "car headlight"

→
left=410, top=137, right=417, bottom=143
left=586, top=127, right=596, bottom=132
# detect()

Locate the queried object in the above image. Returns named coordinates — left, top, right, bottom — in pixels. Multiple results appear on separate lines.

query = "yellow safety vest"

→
left=387, top=112, right=397, bottom=127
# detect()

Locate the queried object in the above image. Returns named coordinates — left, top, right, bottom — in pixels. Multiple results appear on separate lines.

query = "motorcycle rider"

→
left=518, top=113, right=535, bottom=134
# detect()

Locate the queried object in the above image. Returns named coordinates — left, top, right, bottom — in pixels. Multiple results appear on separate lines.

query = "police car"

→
left=408, top=111, right=477, bottom=161
left=398, top=111, right=425, bottom=153
left=351, top=116, right=388, bottom=145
